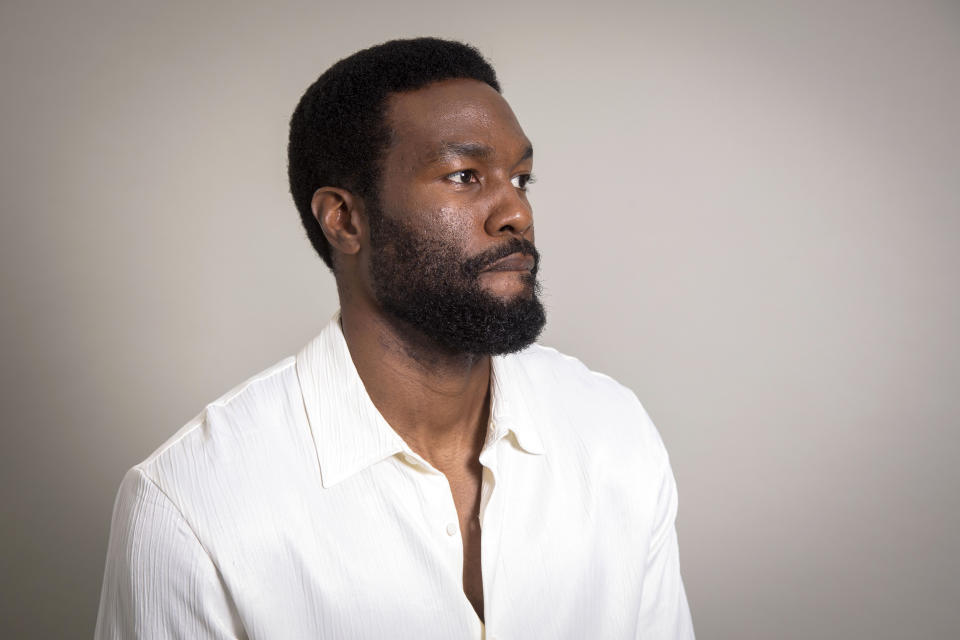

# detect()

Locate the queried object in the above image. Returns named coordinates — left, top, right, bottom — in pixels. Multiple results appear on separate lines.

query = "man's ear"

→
left=311, top=187, right=364, bottom=258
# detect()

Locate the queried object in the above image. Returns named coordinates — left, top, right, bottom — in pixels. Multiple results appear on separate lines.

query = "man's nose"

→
left=484, top=180, right=533, bottom=239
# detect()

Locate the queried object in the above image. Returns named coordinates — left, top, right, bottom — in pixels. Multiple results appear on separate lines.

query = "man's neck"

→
left=339, top=303, right=491, bottom=466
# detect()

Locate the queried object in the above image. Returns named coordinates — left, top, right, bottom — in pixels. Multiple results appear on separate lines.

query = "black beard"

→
left=368, top=212, right=546, bottom=356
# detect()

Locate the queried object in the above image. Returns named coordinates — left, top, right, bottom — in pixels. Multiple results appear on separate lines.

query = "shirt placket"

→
left=477, top=424, right=507, bottom=640
left=398, top=450, right=479, bottom=626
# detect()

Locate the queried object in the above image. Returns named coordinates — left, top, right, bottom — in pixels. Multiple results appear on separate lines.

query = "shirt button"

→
left=445, top=522, right=457, bottom=536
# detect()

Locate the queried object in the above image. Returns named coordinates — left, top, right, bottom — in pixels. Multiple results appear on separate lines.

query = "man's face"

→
left=365, top=78, right=546, bottom=355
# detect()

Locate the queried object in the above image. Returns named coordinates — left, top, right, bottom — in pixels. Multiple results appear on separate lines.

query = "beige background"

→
left=2, top=0, right=958, bottom=637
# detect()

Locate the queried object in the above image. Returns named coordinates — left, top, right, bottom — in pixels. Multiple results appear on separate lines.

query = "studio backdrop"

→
left=1, top=1, right=958, bottom=638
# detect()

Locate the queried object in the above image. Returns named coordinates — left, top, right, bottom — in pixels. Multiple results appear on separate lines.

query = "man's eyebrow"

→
left=426, top=142, right=494, bottom=164
left=424, top=142, right=534, bottom=165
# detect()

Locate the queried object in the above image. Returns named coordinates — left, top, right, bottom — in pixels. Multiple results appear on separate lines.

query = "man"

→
left=96, top=38, right=694, bottom=639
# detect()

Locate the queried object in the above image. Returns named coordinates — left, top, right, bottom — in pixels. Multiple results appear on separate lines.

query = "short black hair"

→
left=288, top=37, right=501, bottom=270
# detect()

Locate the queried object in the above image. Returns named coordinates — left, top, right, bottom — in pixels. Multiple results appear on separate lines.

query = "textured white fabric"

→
left=95, top=313, right=695, bottom=639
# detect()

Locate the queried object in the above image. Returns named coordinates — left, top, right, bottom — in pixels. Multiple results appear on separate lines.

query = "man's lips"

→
left=481, top=252, right=536, bottom=273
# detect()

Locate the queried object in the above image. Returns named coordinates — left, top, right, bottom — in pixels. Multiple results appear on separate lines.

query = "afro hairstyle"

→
left=287, top=37, right=501, bottom=270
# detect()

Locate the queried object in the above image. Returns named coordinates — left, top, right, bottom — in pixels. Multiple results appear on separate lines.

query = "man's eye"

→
left=447, top=170, right=477, bottom=184
left=511, top=173, right=535, bottom=190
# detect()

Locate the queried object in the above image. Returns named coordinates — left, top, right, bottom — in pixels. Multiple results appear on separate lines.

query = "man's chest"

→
left=444, top=464, right=485, bottom=621
left=197, top=454, right=652, bottom=639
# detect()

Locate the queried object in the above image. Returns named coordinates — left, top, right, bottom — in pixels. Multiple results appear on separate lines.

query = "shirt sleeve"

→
left=95, top=467, right=247, bottom=639
left=636, top=456, right=696, bottom=639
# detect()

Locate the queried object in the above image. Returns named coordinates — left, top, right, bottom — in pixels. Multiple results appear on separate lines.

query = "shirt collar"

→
left=489, top=352, right=545, bottom=456
left=296, top=311, right=545, bottom=489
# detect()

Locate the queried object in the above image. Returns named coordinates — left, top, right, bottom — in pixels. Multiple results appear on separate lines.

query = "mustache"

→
left=462, top=237, right=540, bottom=278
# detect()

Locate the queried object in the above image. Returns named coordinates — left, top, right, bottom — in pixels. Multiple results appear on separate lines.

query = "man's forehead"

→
left=385, top=79, right=529, bottom=160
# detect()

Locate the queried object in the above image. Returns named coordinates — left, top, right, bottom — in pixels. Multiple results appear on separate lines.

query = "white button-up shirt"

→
left=96, top=313, right=694, bottom=639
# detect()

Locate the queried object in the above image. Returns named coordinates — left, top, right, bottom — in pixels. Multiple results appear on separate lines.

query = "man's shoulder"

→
left=105, top=354, right=320, bottom=588
left=505, top=343, right=667, bottom=462
left=509, top=343, right=644, bottom=409
left=134, top=355, right=305, bottom=490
